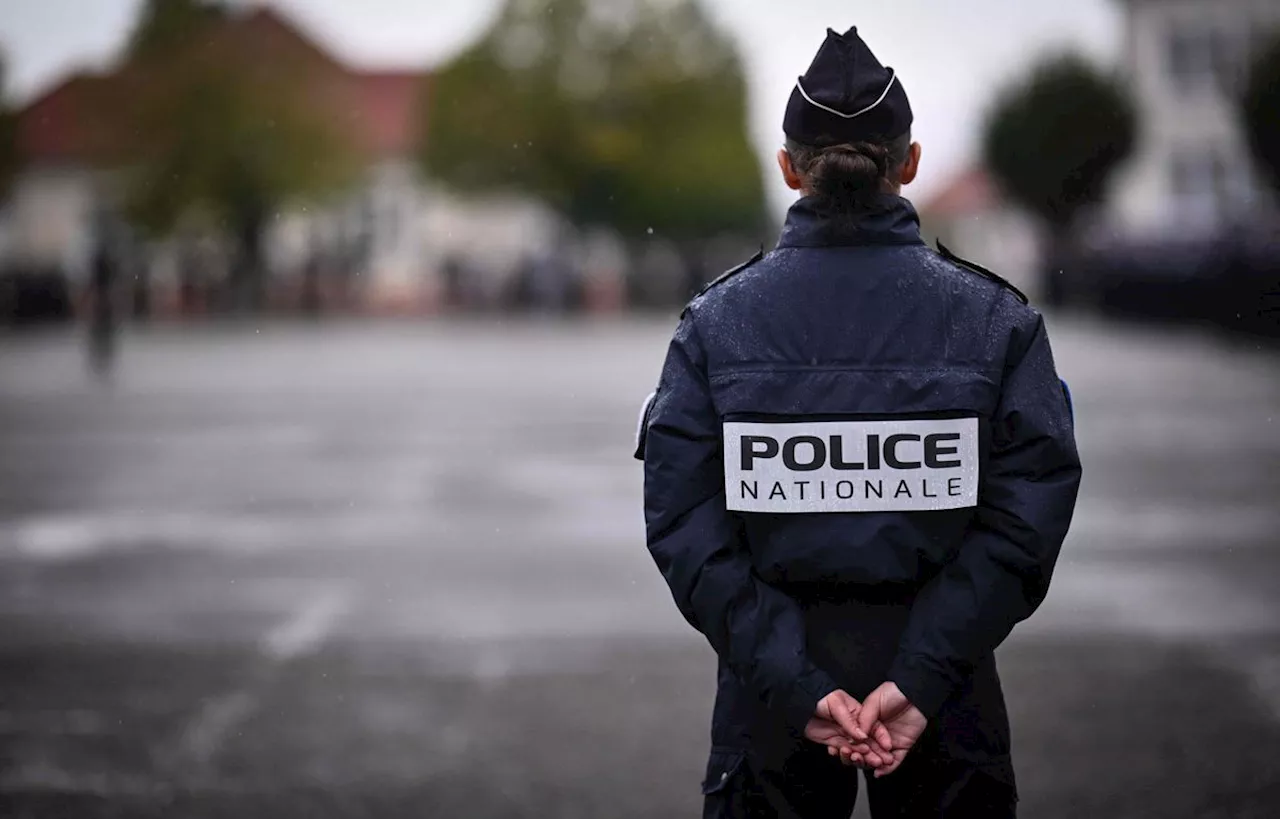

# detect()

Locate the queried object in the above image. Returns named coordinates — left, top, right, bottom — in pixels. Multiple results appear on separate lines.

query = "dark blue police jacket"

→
left=638, top=194, right=1081, bottom=779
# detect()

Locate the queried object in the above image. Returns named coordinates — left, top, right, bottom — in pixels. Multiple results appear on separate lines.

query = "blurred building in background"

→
left=923, top=0, right=1278, bottom=321
left=1108, top=0, right=1280, bottom=237
left=1, top=0, right=1273, bottom=327
left=918, top=167, right=1040, bottom=299
left=928, top=0, right=1280, bottom=248
left=2, top=7, right=435, bottom=316
left=0, top=0, right=765, bottom=322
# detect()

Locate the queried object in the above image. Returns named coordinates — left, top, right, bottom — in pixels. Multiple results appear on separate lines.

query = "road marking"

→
left=181, top=689, right=259, bottom=767
left=262, top=588, right=349, bottom=661
left=1067, top=502, right=1279, bottom=548
left=0, top=763, right=163, bottom=797
left=178, top=587, right=350, bottom=771
left=0, top=512, right=287, bottom=561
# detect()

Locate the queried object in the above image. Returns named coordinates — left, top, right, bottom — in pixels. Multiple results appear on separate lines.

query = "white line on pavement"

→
left=178, top=587, right=350, bottom=771
left=262, top=588, right=349, bottom=661
left=180, top=689, right=258, bottom=767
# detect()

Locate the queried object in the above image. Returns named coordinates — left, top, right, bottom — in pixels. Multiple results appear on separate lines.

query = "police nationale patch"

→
left=723, top=418, right=979, bottom=513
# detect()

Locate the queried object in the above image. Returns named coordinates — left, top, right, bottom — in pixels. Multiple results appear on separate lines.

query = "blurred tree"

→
left=126, top=0, right=228, bottom=59
left=105, top=4, right=357, bottom=311
left=1241, top=33, right=1280, bottom=196
left=983, top=55, right=1136, bottom=304
left=421, top=0, right=767, bottom=240
left=0, top=55, right=18, bottom=199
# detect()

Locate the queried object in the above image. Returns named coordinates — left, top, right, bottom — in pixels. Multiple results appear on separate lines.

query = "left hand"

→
left=844, top=681, right=928, bottom=777
left=813, top=689, right=865, bottom=743
left=807, top=690, right=894, bottom=768
left=804, top=716, right=856, bottom=751
left=807, top=716, right=891, bottom=768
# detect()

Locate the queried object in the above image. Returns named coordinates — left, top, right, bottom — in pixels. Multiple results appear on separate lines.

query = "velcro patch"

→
left=723, top=418, right=979, bottom=513
left=634, top=391, right=657, bottom=461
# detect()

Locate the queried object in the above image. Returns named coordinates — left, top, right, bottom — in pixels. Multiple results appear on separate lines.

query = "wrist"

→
left=886, top=655, right=954, bottom=720
left=785, top=666, right=838, bottom=737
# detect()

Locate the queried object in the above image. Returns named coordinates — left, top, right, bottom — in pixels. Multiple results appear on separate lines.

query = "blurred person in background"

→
left=87, top=213, right=120, bottom=377
left=637, top=27, right=1081, bottom=819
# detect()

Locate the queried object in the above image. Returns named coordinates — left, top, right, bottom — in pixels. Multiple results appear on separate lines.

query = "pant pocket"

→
left=702, top=747, right=747, bottom=795
left=701, top=747, right=748, bottom=818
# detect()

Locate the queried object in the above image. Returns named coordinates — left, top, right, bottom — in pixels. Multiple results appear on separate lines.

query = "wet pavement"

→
left=0, top=317, right=1278, bottom=818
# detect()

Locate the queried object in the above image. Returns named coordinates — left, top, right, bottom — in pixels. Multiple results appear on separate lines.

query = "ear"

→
left=777, top=148, right=805, bottom=191
left=899, top=142, right=922, bottom=187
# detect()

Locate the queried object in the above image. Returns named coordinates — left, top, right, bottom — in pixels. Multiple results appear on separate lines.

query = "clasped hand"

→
left=804, top=682, right=927, bottom=778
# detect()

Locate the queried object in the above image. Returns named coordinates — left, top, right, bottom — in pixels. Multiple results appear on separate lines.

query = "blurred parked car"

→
left=1074, top=228, right=1279, bottom=339
left=0, top=265, right=74, bottom=326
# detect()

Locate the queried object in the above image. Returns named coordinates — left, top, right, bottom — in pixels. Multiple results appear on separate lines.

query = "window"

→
left=1167, top=29, right=1206, bottom=93
left=1166, top=23, right=1246, bottom=97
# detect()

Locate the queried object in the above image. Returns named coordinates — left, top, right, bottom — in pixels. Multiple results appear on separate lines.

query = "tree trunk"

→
left=131, top=263, right=151, bottom=321
left=300, top=256, right=322, bottom=317
left=1041, top=224, right=1073, bottom=309
left=178, top=246, right=199, bottom=317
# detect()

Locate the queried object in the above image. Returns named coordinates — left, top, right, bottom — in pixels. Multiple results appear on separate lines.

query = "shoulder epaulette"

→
left=936, top=240, right=1028, bottom=305
left=681, top=248, right=764, bottom=318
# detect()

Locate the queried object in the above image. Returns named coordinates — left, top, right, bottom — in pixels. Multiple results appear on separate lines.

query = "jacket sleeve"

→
left=642, top=313, right=838, bottom=737
left=887, top=312, right=1082, bottom=719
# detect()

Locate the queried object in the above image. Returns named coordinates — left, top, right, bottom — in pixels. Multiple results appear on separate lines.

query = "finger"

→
left=843, top=696, right=868, bottom=742
left=855, top=696, right=880, bottom=739
left=874, top=751, right=907, bottom=778
left=873, top=722, right=894, bottom=754
left=849, top=753, right=862, bottom=767
left=829, top=695, right=866, bottom=743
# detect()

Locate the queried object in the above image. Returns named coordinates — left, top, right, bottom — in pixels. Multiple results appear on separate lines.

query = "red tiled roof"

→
left=15, top=73, right=117, bottom=164
left=920, top=166, right=1002, bottom=218
left=16, top=6, right=429, bottom=166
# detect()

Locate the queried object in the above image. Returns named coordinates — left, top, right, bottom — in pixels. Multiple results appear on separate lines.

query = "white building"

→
left=921, top=0, right=1278, bottom=298
left=917, top=167, right=1041, bottom=300
left=1109, top=0, right=1280, bottom=237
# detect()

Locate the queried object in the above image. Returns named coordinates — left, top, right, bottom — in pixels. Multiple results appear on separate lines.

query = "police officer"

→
left=637, top=26, right=1081, bottom=819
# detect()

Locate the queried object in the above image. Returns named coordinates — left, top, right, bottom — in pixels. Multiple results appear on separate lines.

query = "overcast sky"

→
left=0, top=0, right=1122, bottom=211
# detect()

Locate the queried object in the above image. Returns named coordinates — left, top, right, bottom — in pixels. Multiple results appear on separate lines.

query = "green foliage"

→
left=126, top=0, right=228, bottom=60
left=108, top=12, right=357, bottom=241
left=1241, top=33, right=1280, bottom=195
left=422, top=0, right=767, bottom=239
left=983, top=54, right=1136, bottom=230
left=119, top=59, right=354, bottom=239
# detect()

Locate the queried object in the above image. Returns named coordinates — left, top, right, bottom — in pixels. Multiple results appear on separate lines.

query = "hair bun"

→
left=809, top=142, right=889, bottom=201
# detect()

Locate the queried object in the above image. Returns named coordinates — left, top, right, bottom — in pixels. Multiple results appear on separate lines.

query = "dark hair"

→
left=786, top=132, right=912, bottom=212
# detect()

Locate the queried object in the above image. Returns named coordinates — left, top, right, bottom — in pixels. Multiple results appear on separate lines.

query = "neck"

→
left=799, top=179, right=903, bottom=199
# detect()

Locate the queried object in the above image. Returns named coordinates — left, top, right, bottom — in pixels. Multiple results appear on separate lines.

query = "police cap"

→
left=783, top=26, right=913, bottom=146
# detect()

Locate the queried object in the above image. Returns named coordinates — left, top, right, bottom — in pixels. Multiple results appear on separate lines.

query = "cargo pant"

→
left=701, top=731, right=1017, bottom=819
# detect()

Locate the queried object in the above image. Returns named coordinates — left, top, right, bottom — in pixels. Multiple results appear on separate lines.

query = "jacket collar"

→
left=777, top=194, right=924, bottom=249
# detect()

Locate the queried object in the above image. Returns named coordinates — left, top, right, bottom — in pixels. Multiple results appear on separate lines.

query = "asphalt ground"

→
left=0, top=316, right=1277, bottom=818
